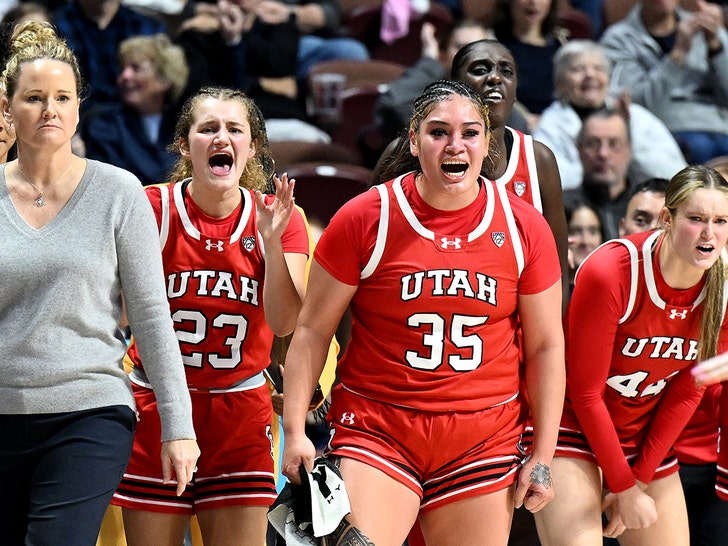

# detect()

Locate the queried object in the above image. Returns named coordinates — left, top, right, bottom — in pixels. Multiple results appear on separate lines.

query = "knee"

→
left=328, top=38, right=370, bottom=61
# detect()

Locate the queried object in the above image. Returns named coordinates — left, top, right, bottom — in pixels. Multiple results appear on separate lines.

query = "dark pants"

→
left=0, top=405, right=135, bottom=545
left=679, top=463, right=728, bottom=546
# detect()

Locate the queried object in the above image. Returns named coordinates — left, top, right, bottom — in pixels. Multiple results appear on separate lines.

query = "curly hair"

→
left=166, top=87, right=272, bottom=193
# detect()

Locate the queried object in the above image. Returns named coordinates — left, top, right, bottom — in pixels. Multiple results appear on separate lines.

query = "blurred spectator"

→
left=243, top=0, right=369, bottom=79
left=0, top=1, right=16, bottom=20
left=375, top=19, right=508, bottom=143
left=534, top=40, right=686, bottom=190
left=0, top=79, right=15, bottom=164
left=175, top=0, right=329, bottom=142
left=565, top=199, right=603, bottom=289
left=0, top=3, right=53, bottom=76
left=563, top=107, right=633, bottom=240
left=1, top=2, right=51, bottom=26
left=618, top=176, right=668, bottom=237
left=122, top=0, right=187, bottom=16
left=563, top=0, right=603, bottom=37
left=173, top=0, right=249, bottom=95
left=53, top=0, right=167, bottom=121
left=601, top=0, right=728, bottom=164
left=492, top=0, right=567, bottom=127
left=83, top=33, right=188, bottom=185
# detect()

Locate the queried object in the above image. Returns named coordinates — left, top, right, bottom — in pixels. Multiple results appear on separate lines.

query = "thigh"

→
left=715, top=132, right=728, bottom=158
left=338, top=457, right=420, bottom=546
left=0, top=414, right=36, bottom=545
left=27, top=406, right=136, bottom=546
left=419, top=487, right=514, bottom=546
left=672, top=131, right=714, bottom=164
left=533, top=457, right=604, bottom=546
left=122, top=509, right=190, bottom=546
left=617, top=473, right=688, bottom=546
left=196, top=505, right=268, bottom=546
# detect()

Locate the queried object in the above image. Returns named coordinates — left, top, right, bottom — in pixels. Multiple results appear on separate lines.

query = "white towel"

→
left=268, top=457, right=351, bottom=545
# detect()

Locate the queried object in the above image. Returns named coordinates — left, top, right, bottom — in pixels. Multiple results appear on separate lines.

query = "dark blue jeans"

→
left=672, top=131, right=728, bottom=165
left=0, top=405, right=135, bottom=545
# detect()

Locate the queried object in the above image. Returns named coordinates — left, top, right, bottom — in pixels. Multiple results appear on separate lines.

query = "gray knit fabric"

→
left=0, top=159, right=194, bottom=441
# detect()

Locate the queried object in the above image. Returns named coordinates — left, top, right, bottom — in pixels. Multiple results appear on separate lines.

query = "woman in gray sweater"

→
left=0, top=21, right=199, bottom=545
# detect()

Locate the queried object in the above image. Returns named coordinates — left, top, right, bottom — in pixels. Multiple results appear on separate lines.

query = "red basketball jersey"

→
left=494, top=127, right=542, bottom=213
left=127, top=181, right=308, bottom=389
left=314, top=172, right=560, bottom=412
left=564, top=230, right=711, bottom=491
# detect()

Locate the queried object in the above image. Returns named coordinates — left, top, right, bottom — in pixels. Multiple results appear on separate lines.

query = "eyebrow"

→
left=425, top=119, right=483, bottom=128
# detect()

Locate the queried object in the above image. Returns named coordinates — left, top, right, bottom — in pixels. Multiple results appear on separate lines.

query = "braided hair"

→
left=375, top=79, right=489, bottom=184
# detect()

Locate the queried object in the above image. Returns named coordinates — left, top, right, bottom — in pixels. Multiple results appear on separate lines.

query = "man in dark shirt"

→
left=53, top=0, right=166, bottom=120
left=563, top=107, right=633, bottom=241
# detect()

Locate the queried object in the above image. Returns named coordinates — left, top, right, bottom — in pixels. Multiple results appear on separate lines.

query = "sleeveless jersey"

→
left=314, top=172, right=560, bottom=412
left=564, top=230, right=711, bottom=491
left=126, top=180, right=308, bottom=389
left=494, top=127, right=543, bottom=213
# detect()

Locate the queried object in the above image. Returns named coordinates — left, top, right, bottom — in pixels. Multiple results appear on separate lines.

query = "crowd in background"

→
left=2, top=1, right=728, bottom=545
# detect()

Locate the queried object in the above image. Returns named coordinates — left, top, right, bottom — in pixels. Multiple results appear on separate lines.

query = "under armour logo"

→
left=513, top=181, right=526, bottom=197
left=440, top=237, right=462, bottom=249
left=241, top=236, right=256, bottom=251
left=669, top=309, right=688, bottom=320
left=340, top=412, right=355, bottom=425
left=205, top=239, right=224, bottom=252
left=492, top=232, right=505, bottom=247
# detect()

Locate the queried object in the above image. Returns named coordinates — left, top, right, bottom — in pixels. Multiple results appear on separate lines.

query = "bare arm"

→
left=513, top=281, right=565, bottom=512
left=256, top=174, right=307, bottom=336
left=534, top=141, right=569, bottom=313
left=282, top=260, right=357, bottom=483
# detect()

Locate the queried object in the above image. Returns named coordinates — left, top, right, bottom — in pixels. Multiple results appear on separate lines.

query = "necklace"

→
left=16, top=164, right=47, bottom=207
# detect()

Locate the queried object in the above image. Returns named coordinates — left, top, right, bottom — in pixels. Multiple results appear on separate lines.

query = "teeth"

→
left=442, top=161, right=467, bottom=175
left=485, top=90, right=503, bottom=100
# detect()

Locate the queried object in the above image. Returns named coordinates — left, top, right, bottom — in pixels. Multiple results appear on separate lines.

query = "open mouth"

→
left=697, top=244, right=715, bottom=255
left=483, top=89, right=504, bottom=102
left=209, top=152, right=233, bottom=176
left=441, top=161, right=468, bottom=177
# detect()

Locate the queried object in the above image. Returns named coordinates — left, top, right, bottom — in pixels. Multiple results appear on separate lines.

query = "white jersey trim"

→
left=170, top=179, right=254, bottom=244
left=496, top=127, right=520, bottom=185
left=495, top=182, right=525, bottom=275
left=522, top=133, right=543, bottom=213
left=159, top=184, right=170, bottom=250
left=361, top=183, right=391, bottom=279
left=361, top=174, right=513, bottom=277
left=642, top=230, right=707, bottom=312
left=495, top=127, right=542, bottom=214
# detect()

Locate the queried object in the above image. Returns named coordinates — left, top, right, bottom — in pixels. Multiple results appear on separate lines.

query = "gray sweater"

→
left=601, top=5, right=728, bottom=134
left=0, top=159, right=194, bottom=442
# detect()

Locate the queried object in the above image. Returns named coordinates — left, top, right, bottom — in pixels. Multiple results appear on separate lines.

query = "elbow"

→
left=268, top=317, right=297, bottom=338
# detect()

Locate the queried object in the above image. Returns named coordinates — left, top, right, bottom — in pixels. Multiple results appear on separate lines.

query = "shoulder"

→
left=600, top=11, right=638, bottom=41
left=531, top=139, right=561, bottom=185
left=86, top=159, right=145, bottom=195
left=336, top=184, right=382, bottom=220
left=577, top=237, right=639, bottom=284
left=532, top=139, right=558, bottom=164
left=533, top=103, right=579, bottom=137
left=508, top=191, right=551, bottom=231
left=537, top=100, right=561, bottom=119
left=628, top=102, right=663, bottom=124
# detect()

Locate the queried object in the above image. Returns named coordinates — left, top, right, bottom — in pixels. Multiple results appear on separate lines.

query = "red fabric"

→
left=565, top=231, right=708, bottom=492
left=315, top=173, right=560, bottom=412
